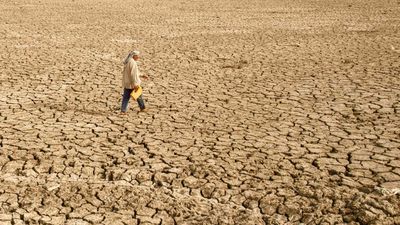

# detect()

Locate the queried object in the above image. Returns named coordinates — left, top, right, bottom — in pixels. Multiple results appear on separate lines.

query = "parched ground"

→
left=0, top=0, right=399, bottom=224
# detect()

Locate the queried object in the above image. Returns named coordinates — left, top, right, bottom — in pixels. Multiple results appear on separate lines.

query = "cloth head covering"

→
left=123, top=50, right=140, bottom=64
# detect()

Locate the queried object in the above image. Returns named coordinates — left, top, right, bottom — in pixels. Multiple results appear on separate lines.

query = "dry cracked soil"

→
left=0, top=0, right=400, bottom=224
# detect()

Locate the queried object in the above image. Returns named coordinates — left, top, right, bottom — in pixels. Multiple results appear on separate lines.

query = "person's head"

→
left=132, top=50, right=140, bottom=61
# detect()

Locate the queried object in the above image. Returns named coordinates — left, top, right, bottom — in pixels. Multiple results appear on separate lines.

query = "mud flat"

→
left=0, top=0, right=399, bottom=224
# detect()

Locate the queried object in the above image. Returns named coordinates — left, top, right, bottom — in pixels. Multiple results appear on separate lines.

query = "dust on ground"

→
left=0, top=0, right=399, bottom=224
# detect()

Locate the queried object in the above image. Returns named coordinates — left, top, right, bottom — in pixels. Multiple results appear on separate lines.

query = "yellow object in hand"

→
left=130, top=86, right=142, bottom=100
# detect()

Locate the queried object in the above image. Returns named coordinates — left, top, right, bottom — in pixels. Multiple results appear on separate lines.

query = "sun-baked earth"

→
left=0, top=0, right=399, bottom=224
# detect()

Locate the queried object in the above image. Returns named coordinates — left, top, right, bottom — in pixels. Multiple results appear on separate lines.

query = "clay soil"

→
left=1, top=0, right=400, bottom=224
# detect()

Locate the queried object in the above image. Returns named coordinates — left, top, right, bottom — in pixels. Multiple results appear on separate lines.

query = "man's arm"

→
left=130, top=61, right=140, bottom=90
left=141, top=74, right=149, bottom=80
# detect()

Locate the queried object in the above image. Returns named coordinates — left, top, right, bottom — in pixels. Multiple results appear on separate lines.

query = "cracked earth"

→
left=1, top=0, right=400, bottom=224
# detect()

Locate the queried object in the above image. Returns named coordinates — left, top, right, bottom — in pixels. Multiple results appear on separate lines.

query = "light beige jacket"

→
left=122, top=58, right=141, bottom=89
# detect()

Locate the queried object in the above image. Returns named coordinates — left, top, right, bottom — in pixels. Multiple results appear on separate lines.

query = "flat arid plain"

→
left=1, top=0, right=399, bottom=224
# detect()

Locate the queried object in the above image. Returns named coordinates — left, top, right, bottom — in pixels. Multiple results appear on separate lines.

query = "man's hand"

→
left=133, top=85, right=139, bottom=92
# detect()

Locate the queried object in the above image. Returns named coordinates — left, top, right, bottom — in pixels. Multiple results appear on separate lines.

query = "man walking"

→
left=121, top=50, right=146, bottom=114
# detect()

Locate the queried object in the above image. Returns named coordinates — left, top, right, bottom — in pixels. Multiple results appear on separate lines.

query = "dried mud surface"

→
left=1, top=0, right=400, bottom=224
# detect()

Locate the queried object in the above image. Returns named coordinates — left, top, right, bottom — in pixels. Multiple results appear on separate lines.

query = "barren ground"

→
left=0, top=0, right=400, bottom=224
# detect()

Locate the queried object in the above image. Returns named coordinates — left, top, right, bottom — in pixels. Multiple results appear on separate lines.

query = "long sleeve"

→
left=130, top=60, right=141, bottom=86
left=122, top=58, right=141, bottom=89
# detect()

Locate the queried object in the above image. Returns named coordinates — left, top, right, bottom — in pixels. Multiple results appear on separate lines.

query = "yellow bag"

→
left=130, top=86, right=142, bottom=100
